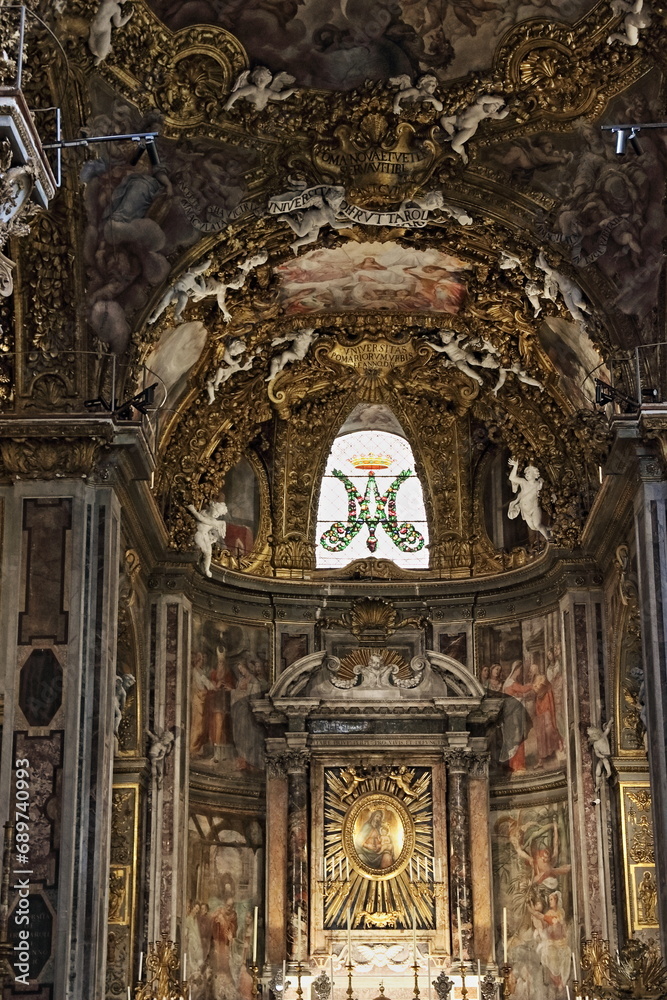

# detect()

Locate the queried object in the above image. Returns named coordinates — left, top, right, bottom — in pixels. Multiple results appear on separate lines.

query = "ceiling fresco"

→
left=146, top=0, right=599, bottom=89
left=276, top=243, right=468, bottom=315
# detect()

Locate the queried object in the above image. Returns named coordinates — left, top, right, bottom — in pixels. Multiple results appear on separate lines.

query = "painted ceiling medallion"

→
left=312, top=114, right=443, bottom=209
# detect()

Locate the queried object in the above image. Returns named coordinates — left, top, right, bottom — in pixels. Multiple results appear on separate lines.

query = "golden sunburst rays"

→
left=323, top=766, right=434, bottom=930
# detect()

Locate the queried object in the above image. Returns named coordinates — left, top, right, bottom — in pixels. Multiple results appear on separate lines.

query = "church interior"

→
left=1, top=1, right=667, bottom=998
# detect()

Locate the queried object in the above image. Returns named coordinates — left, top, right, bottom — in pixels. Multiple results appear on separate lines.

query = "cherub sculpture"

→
left=389, top=74, right=443, bottom=114
left=196, top=252, right=268, bottom=323
left=114, top=672, right=135, bottom=737
left=428, top=330, right=484, bottom=385
left=272, top=186, right=347, bottom=253
left=88, top=0, right=133, bottom=65
left=588, top=719, right=613, bottom=787
left=607, top=0, right=650, bottom=45
left=224, top=66, right=297, bottom=112
left=492, top=360, right=544, bottom=396
left=524, top=279, right=543, bottom=317
left=146, top=728, right=175, bottom=788
left=507, top=457, right=550, bottom=540
left=147, top=258, right=211, bottom=325
left=266, top=328, right=317, bottom=381
left=440, top=93, right=509, bottom=164
left=187, top=500, right=228, bottom=577
left=536, top=252, right=590, bottom=326
left=206, top=338, right=255, bottom=402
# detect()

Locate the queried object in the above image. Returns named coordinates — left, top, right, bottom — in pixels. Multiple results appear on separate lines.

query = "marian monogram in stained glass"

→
left=316, top=430, right=429, bottom=570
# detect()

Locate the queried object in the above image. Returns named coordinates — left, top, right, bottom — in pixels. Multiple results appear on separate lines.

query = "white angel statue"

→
left=114, top=673, right=135, bottom=737
left=389, top=74, right=443, bottom=114
left=195, top=251, right=268, bottom=322
left=148, top=259, right=211, bottom=325
left=146, top=728, right=175, bottom=788
left=428, top=330, right=484, bottom=385
left=224, top=66, right=297, bottom=112
left=88, top=0, right=133, bottom=65
left=187, top=500, right=228, bottom=577
left=588, top=719, right=613, bottom=787
left=206, top=338, right=254, bottom=402
left=607, top=0, right=650, bottom=45
left=507, top=457, right=550, bottom=540
left=272, top=186, right=347, bottom=253
left=440, top=94, right=509, bottom=164
left=266, top=328, right=317, bottom=381
left=536, top=252, right=590, bottom=326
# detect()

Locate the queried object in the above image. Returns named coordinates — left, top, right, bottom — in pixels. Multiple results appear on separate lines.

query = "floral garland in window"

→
left=319, top=469, right=425, bottom=554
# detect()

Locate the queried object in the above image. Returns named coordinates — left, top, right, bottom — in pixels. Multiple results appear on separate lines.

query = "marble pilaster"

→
left=145, top=596, right=191, bottom=947
left=633, top=468, right=667, bottom=954
left=286, top=747, right=310, bottom=963
left=443, top=747, right=473, bottom=961
left=265, top=744, right=289, bottom=965
left=0, top=481, right=120, bottom=999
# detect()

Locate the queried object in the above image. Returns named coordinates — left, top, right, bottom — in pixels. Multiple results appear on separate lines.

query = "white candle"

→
left=138, top=952, right=143, bottom=981
left=503, top=908, right=508, bottom=965
left=347, top=908, right=352, bottom=961
left=416, top=857, right=421, bottom=881
left=321, top=857, right=325, bottom=881
left=571, top=951, right=577, bottom=980
left=297, top=911, right=302, bottom=962
left=127, top=989, right=131, bottom=1000
left=253, top=906, right=258, bottom=964
left=339, top=858, right=343, bottom=880
left=457, top=905, right=463, bottom=962
left=432, top=856, right=436, bottom=880
left=283, top=959, right=287, bottom=993
left=428, top=953, right=432, bottom=1000
left=567, top=987, right=572, bottom=1000
left=412, top=908, right=417, bottom=964
left=183, top=953, right=187, bottom=980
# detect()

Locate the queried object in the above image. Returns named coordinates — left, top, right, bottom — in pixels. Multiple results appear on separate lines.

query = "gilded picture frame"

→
left=342, top=792, right=415, bottom=881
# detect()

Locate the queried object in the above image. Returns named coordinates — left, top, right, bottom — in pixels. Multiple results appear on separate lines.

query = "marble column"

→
left=286, top=748, right=310, bottom=964
left=444, top=747, right=473, bottom=961
left=265, top=744, right=289, bottom=966
left=468, top=749, right=493, bottom=962
left=0, top=481, right=120, bottom=999
left=633, top=462, right=667, bottom=954
left=145, top=595, right=191, bottom=947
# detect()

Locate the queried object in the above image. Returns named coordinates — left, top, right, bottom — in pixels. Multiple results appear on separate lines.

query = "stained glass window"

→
left=316, top=429, right=429, bottom=569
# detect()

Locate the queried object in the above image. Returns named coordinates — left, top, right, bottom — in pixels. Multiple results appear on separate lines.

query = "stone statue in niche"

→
left=114, top=672, right=135, bottom=737
left=440, top=94, right=510, bottom=164
left=607, top=0, right=650, bottom=46
left=187, top=501, right=228, bottom=577
left=507, top=457, right=550, bottom=540
left=88, top=0, right=133, bottom=65
left=588, top=719, right=613, bottom=788
left=327, top=651, right=426, bottom=690
left=389, top=74, right=443, bottom=114
left=146, top=727, right=176, bottom=788
left=223, top=67, right=297, bottom=112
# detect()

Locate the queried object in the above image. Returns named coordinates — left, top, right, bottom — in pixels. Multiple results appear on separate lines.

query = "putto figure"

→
left=271, top=186, right=347, bottom=254
left=507, top=457, right=550, bottom=540
left=88, top=0, right=133, bottom=65
left=607, top=0, right=650, bottom=45
left=187, top=500, right=228, bottom=577
left=266, top=328, right=317, bottom=381
left=224, top=67, right=297, bottom=112
left=196, top=251, right=268, bottom=322
left=389, top=74, right=443, bottom=114
left=147, top=258, right=211, bottom=325
left=440, top=94, right=510, bottom=164
left=536, top=252, right=590, bottom=326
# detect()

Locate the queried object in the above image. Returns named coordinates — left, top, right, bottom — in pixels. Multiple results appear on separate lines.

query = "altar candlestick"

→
left=457, top=905, right=463, bottom=963
left=138, top=952, right=143, bottom=982
left=253, top=906, right=258, bottom=964
left=503, top=908, right=508, bottom=966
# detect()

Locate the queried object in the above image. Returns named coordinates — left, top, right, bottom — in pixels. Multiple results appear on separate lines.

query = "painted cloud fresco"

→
left=482, top=76, right=667, bottom=321
left=277, top=242, right=468, bottom=316
left=147, top=0, right=597, bottom=89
